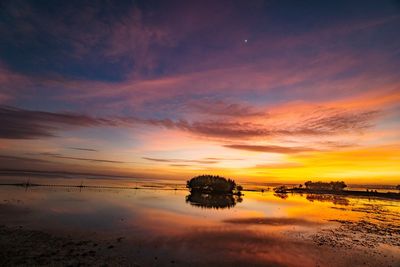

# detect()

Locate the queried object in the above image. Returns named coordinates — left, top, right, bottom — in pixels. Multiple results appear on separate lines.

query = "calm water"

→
left=0, top=180, right=399, bottom=266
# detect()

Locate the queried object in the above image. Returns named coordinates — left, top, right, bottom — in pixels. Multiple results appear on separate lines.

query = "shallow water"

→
left=0, top=182, right=399, bottom=266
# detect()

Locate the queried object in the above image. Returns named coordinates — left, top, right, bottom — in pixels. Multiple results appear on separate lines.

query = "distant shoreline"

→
left=285, top=188, right=400, bottom=200
left=0, top=183, right=180, bottom=191
left=0, top=182, right=399, bottom=200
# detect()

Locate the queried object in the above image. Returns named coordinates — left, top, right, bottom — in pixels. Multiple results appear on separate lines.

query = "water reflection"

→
left=0, top=184, right=399, bottom=267
left=224, top=217, right=321, bottom=226
left=185, top=192, right=243, bottom=209
left=272, top=192, right=349, bottom=205
left=306, top=194, right=349, bottom=206
left=273, top=192, right=288, bottom=199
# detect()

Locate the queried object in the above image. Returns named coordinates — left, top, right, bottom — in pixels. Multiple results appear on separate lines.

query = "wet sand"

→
left=0, top=225, right=130, bottom=266
left=1, top=222, right=398, bottom=267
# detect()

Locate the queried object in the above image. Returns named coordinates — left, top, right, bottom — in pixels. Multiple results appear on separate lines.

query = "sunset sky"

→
left=0, top=0, right=399, bottom=184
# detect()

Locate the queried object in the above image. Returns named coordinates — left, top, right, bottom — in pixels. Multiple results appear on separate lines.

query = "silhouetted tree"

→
left=331, top=181, right=347, bottom=191
left=305, top=181, right=312, bottom=189
left=396, top=185, right=400, bottom=192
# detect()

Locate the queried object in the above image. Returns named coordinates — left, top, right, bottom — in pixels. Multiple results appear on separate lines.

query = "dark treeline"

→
left=274, top=181, right=347, bottom=194
left=273, top=180, right=400, bottom=200
left=304, top=181, right=347, bottom=191
left=186, top=175, right=243, bottom=194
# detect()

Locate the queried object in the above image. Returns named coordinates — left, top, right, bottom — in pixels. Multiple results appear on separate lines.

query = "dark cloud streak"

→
left=224, top=145, right=316, bottom=154
left=0, top=105, right=380, bottom=142
left=142, top=157, right=218, bottom=164
left=50, top=155, right=125, bottom=164
left=131, top=109, right=380, bottom=139
left=0, top=155, right=52, bottom=163
left=293, top=110, right=380, bottom=135
left=68, top=147, right=98, bottom=152
left=186, top=99, right=266, bottom=117
left=33, top=152, right=126, bottom=164
left=0, top=106, right=116, bottom=139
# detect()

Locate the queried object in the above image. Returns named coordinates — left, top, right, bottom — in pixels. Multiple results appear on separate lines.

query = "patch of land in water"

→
left=286, top=188, right=400, bottom=200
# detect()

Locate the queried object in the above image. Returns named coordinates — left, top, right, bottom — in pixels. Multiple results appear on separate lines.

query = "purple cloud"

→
left=0, top=106, right=116, bottom=139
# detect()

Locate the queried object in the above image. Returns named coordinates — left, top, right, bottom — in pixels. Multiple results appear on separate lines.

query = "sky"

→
left=0, top=0, right=399, bottom=184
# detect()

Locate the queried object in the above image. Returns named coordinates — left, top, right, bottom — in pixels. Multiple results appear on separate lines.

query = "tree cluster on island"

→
left=272, top=181, right=400, bottom=200
left=304, top=181, right=347, bottom=191
left=186, top=175, right=243, bottom=195
left=274, top=181, right=347, bottom=193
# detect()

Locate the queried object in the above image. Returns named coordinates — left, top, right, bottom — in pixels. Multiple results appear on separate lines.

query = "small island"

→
left=186, top=175, right=243, bottom=195
left=274, top=181, right=400, bottom=200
